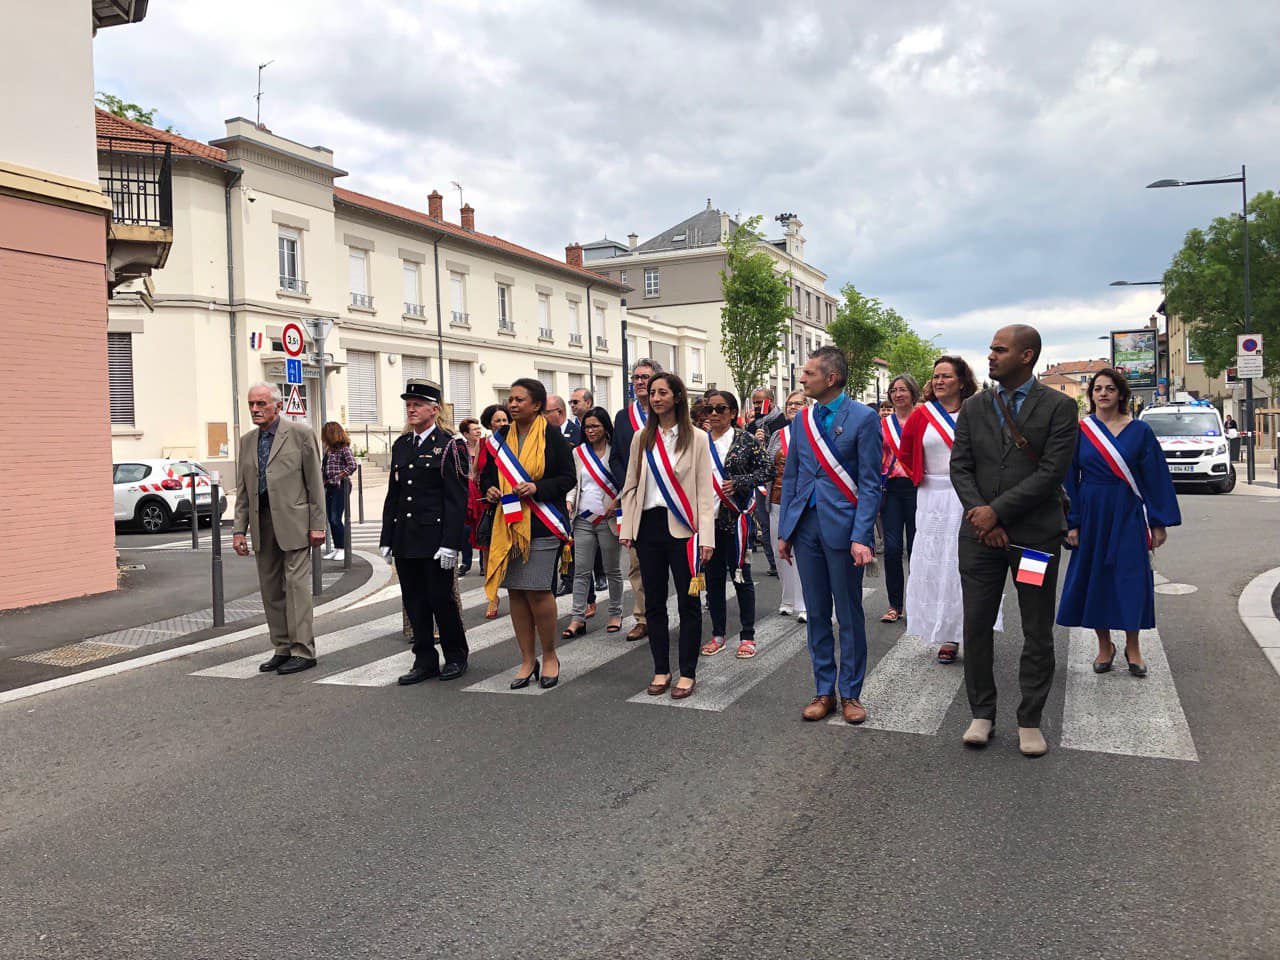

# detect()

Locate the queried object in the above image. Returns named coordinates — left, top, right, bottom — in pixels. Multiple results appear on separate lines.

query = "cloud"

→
left=93, top=0, right=1279, bottom=362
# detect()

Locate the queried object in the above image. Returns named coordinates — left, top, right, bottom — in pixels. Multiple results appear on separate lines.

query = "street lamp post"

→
left=1147, top=165, right=1255, bottom=483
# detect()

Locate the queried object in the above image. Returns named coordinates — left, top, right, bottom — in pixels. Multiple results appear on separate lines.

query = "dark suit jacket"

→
left=379, top=427, right=469, bottom=558
left=610, top=405, right=644, bottom=486
left=560, top=419, right=583, bottom=447
left=950, top=380, right=1078, bottom=546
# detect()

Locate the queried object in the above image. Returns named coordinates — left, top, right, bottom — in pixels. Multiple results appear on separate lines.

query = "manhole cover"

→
left=1155, top=583, right=1198, bottom=596
left=119, top=563, right=147, bottom=571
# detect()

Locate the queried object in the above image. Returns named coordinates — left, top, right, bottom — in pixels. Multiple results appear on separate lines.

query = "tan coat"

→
left=618, top=427, right=717, bottom=541
left=233, top=417, right=326, bottom=552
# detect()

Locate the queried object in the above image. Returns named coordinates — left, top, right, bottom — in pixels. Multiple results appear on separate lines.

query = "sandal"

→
left=484, top=603, right=500, bottom=620
left=937, top=642, right=959, bottom=664
left=880, top=609, right=901, bottom=623
left=584, top=602, right=598, bottom=619
left=736, top=639, right=757, bottom=659
left=561, top=621, right=586, bottom=640
left=606, top=618, right=623, bottom=634
left=700, top=636, right=727, bottom=656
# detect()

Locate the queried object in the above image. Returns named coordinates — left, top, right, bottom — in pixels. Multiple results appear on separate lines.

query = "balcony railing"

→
left=451, top=310, right=470, bottom=326
left=404, top=301, right=426, bottom=318
left=100, top=137, right=173, bottom=228
left=569, top=332, right=583, bottom=346
left=596, top=336, right=608, bottom=351
left=351, top=292, right=375, bottom=309
left=498, top=317, right=515, bottom=332
left=279, top=276, right=308, bottom=294
left=538, top=327, right=554, bottom=340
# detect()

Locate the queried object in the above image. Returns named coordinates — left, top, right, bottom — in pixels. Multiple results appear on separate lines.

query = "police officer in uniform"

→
left=380, top=380, right=470, bottom=683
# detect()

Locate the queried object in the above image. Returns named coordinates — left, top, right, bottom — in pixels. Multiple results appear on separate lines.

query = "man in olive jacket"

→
left=950, top=325, right=1078, bottom=757
left=233, top=382, right=326, bottom=675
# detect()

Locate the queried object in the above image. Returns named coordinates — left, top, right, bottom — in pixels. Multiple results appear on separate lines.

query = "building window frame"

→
left=278, top=227, right=304, bottom=293
left=643, top=267, right=660, bottom=298
left=108, top=331, right=135, bottom=426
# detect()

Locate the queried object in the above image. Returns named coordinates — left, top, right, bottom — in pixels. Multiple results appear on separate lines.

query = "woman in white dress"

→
left=898, top=355, right=996, bottom=663
left=766, top=391, right=808, bottom=622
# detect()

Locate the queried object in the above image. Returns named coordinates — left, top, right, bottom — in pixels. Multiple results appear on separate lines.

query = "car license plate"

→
left=197, top=493, right=212, bottom=503
left=1168, top=464, right=1196, bottom=474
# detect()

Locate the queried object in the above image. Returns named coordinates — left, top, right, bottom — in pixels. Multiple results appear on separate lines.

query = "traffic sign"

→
left=285, top=358, right=303, bottom=385
left=281, top=322, right=306, bottom=358
left=1238, top=333, right=1263, bottom=355
left=284, top=384, right=306, bottom=416
left=1237, top=332, right=1264, bottom=379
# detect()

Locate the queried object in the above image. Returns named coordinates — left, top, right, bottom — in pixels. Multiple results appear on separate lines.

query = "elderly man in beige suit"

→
left=233, top=382, right=326, bottom=675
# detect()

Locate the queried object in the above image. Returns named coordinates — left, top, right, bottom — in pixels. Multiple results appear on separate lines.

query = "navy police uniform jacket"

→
left=380, top=426, right=469, bottom=558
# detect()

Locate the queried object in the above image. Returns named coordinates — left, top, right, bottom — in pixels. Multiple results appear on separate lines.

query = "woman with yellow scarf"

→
left=481, top=378, right=578, bottom=689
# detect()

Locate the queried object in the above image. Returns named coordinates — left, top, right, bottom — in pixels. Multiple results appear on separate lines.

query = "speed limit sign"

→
left=281, top=321, right=306, bottom=358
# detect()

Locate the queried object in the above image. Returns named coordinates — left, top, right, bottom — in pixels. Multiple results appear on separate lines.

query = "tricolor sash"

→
left=1080, top=416, right=1151, bottom=548
left=487, top=434, right=572, bottom=542
left=881, top=413, right=903, bottom=485
left=707, top=431, right=755, bottom=576
left=921, top=400, right=956, bottom=448
left=799, top=407, right=858, bottom=505
left=778, top=424, right=791, bottom=459
left=628, top=401, right=648, bottom=432
left=575, top=443, right=619, bottom=526
left=644, top=431, right=702, bottom=583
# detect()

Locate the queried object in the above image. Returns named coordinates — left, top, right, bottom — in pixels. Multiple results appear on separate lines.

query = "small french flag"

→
left=1015, top=548, right=1052, bottom=587
left=249, top=331, right=263, bottom=350
left=501, top=492, right=523, bottom=525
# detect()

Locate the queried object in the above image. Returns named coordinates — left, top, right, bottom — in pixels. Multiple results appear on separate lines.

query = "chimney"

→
left=427, top=190, right=443, bottom=220
left=719, top=212, right=731, bottom=242
left=460, top=203, right=475, bottom=231
left=627, top=232, right=638, bottom=250
left=565, top=243, right=584, bottom=268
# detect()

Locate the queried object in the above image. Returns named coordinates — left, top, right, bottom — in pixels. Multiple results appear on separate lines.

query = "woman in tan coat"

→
left=618, top=373, right=716, bottom=700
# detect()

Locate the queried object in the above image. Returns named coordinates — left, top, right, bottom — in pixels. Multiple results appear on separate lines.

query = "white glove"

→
left=380, top=546, right=394, bottom=565
left=434, top=547, right=458, bottom=570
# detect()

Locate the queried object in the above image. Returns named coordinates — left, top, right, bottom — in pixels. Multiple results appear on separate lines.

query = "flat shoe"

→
left=646, top=677, right=671, bottom=696
left=626, top=624, right=648, bottom=642
left=276, top=656, right=316, bottom=675
left=963, top=718, right=993, bottom=747
left=671, top=680, right=696, bottom=700
left=259, top=653, right=290, bottom=673
left=1018, top=726, right=1048, bottom=757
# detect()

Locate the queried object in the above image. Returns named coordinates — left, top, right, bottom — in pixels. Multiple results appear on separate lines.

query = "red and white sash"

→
left=798, top=406, right=858, bottom=505
left=644, top=431, right=701, bottom=576
left=628, top=400, right=648, bottom=432
left=1080, top=417, right=1151, bottom=547
left=575, top=444, right=619, bottom=526
left=778, top=424, right=791, bottom=459
left=487, top=434, right=572, bottom=542
left=920, top=400, right=956, bottom=448
left=708, top=430, right=755, bottom=573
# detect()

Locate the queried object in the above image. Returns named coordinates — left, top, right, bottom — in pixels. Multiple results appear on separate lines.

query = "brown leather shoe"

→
left=646, top=676, right=671, bottom=696
left=802, top=695, right=836, bottom=721
left=671, top=679, right=696, bottom=700
left=841, top=697, right=867, bottom=725
left=626, top=623, right=648, bottom=642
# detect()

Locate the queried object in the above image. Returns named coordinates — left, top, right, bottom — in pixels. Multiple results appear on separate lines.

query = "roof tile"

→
left=94, top=108, right=228, bottom=161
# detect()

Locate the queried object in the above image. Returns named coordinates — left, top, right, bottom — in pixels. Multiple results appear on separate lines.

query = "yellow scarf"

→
left=485, top=416, right=548, bottom=602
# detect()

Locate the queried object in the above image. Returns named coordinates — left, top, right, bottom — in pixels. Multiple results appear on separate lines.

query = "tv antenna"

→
left=450, top=180, right=464, bottom=211
left=255, top=60, right=275, bottom=126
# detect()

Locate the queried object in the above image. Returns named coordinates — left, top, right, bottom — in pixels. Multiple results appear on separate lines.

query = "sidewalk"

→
left=0, top=540, right=385, bottom=695
left=1230, top=458, right=1277, bottom=496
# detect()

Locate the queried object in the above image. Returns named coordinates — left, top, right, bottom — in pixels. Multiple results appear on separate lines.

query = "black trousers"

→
left=959, top=536, right=1061, bottom=727
left=636, top=508, right=701, bottom=679
left=704, top=524, right=756, bottom=640
left=397, top=556, right=468, bottom=670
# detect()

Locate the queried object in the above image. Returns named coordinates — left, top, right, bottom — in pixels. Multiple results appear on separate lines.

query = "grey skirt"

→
left=501, top=536, right=562, bottom=591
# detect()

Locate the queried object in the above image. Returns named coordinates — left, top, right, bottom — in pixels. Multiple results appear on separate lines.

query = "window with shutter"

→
left=537, top=369, right=556, bottom=393
left=108, top=332, right=135, bottom=425
left=402, top=355, right=431, bottom=389
left=347, top=350, right=379, bottom=423
left=448, top=360, right=473, bottom=418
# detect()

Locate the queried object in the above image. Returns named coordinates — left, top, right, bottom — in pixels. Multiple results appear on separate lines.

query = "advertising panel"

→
left=1111, top=329, right=1158, bottom=389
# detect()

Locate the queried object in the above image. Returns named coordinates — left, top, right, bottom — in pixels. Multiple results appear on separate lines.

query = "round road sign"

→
left=281, top=321, right=306, bottom=358
left=1241, top=336, right=1260, bottom=354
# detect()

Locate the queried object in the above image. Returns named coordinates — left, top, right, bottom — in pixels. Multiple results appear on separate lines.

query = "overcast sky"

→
left=95, top=0, right=1280, bottom=374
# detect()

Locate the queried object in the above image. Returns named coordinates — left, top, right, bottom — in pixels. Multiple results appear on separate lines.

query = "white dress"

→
left=904, top=425, right=1001, bottom=646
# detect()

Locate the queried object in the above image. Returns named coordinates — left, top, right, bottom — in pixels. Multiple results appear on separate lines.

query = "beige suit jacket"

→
left=233, top=417, right=326, bottom=552
left=618, top=428, right=717, bottom=540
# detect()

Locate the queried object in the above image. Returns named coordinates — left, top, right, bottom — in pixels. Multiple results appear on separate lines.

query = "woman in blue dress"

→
left=1057, top=368, right=1181, bottom=676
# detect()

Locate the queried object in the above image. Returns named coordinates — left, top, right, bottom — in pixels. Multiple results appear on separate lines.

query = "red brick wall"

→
left=0, top=194, right=116, bottom=609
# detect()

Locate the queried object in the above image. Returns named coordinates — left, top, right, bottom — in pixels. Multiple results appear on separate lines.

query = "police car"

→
left=112, top=459, right=228, bottom=532
left=1140, top=401, right=1235, bottom=494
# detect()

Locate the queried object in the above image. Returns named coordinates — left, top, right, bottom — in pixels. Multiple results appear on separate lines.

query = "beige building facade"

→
left=105, top=114, right=627, bottom=470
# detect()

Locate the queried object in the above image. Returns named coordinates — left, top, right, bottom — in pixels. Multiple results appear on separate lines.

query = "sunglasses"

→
left=707, top=404, right=732, bottom=415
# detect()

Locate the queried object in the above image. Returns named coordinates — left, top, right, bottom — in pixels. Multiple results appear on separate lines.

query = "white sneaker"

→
left=778, top=605, right=794, bottom=616
left=330, top=549, right=344, bottom=562
left=796, top=612, right=807, bottom=623
left=322, top=550, right=336, bottom=560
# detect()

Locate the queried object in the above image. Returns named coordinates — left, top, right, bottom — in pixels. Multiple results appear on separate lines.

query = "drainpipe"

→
left=433, top=235, right=445, bottom=395
left=224, top=170, right=243, bottom=447
left=585, top=282, right=594, bottom=389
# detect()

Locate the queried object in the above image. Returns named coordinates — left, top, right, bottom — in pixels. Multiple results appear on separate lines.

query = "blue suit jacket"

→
left=778, top=398, right=884, bottom=550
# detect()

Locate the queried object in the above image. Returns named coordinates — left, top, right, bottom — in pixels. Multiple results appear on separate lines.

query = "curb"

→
left=0, top=550, right=394, bottom=707
left=1238, top=565, right=1280, bottom=678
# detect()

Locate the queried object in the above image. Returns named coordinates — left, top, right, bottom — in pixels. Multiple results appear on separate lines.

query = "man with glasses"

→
left=569, top=387, right=593, bottom=429
left=611, top=358, right=662, bottom=641
left=748, top=387, right=785, bottom=577
left=545, top=394, right=582, bottom=446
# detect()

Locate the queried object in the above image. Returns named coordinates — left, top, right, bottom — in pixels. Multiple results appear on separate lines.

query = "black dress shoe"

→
left=398, top=664, right=441, bottom=685
left=1125, top=654, right=1148, bottom=678
left=767, top=566, right=779, bottom=577
left=439, top=661, right=468, bottom=681
left=276, top=656, right=317, bottom=675
left=539, top=669, right=560, bottom=689
left=510, top=660, right=540, bottom=690
left=259, top=654, right=290, bottom=672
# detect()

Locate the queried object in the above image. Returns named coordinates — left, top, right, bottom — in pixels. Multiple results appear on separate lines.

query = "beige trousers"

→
left=254, top=504, right=316, bottom=658
left=627, top=544, right=646, bottom=626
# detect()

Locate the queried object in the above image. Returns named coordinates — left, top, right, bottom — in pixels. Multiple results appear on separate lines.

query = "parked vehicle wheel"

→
left=135, top=499, right=173, bottom=533
left=1210, top=468, right=1236, bottom=494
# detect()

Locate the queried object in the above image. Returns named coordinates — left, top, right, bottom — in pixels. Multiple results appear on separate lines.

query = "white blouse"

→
left=575, top=445, right=611, bottom=517
left=643, top=423, right=681, bottom=511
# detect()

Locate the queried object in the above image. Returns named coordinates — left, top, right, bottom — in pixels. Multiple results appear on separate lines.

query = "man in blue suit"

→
left=778, top=346, right=884, bottom=724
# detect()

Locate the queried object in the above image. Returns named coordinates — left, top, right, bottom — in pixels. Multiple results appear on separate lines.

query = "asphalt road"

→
left=4, top=491, right=1279, bottom=960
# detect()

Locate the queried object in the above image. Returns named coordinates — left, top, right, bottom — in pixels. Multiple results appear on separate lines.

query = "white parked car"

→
left=113, top=459, right=229, bottom=533
left=1139, top=403, right=1235, bottom=494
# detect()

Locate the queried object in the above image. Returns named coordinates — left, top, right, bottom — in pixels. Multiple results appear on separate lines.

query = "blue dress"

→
left=1056, top=417, right=1181, bottom=631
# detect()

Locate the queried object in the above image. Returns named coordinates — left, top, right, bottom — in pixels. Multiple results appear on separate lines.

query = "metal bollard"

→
left=357, top=463, right=365, bottom=523
left=210, top=480, right=225, bottom=626
left=188, top=471, right=200, bottom=550
left=344, top=477, right=353, bottom=570
left=312, top=543, right=323, bottom=597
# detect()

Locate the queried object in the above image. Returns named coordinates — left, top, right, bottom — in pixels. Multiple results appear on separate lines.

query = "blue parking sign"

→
left=286, top=358, right=303, bottom=385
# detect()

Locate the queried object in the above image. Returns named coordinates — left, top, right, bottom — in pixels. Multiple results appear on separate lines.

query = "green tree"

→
left=884, top=329, right=941, bottom=391
left=827, top=283, right=912, bottom=396
left=95, top=92, right=176, bottom=132
left=719, top=215, right=793, bottom=401
left=1163, top=191, right=1280, bottom=399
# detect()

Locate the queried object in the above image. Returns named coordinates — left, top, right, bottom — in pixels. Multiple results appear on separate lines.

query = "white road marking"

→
left=626, top=614, right=805, bottom=712
left=827, top=634, right=965, bottom=734
left=1059, top=627, right=1198, bottom=762
left=189, top=614, right=404, bottom=679
left=1154, top=583, right=1198, bottom=595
